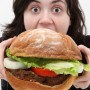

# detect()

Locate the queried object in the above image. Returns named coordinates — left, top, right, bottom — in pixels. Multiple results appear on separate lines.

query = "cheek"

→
left=24, top=13, right=37, bottom=30
left=56, top=16, right=70, bottom=34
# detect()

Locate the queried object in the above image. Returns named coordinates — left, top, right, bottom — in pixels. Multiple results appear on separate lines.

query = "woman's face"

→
left=24, top=0, right=70, bottom=34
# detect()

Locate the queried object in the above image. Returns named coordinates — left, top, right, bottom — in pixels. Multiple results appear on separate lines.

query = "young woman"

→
left=0, top=0, right=90, bottom=90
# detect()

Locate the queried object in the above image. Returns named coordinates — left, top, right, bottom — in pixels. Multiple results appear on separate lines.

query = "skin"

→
left=74, top=45, right=90, bottom=89
left=0, top=0, right=90, bottom=89
left=0, top=37, right=16, bottom=81
left=24, top=0, right=70, bottom=33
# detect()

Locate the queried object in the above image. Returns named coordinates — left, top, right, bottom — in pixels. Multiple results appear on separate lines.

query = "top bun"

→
left=9, top=28, right=82, bottom=60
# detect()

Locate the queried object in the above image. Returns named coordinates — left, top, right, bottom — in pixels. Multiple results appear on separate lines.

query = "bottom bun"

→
left=5, top=70, right=76, bottom=90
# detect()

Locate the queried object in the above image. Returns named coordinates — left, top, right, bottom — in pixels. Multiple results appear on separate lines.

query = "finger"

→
left=78, top=45, right=90, bottom=55
left=74, top=81, right=90, bottom=89
left=75, top=71, right=90, bottom=82
left=0, top=37, right=16, bottom=60
left=78, top=45, right=90, bottom=64
left=0, top=72, right=7, bottom=81
left=0, top=37, right=16, bottom=79
left=0, top=36, right=16, bottom=49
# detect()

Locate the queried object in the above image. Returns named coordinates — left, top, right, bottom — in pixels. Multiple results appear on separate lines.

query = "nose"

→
left=39, top=11, right=53, bottom=25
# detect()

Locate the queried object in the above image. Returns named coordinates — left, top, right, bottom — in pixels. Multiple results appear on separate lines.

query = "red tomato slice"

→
left=31, top=68, right=57, bottom=77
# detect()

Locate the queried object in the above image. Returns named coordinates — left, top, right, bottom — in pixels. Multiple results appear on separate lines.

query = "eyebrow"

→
left=31, top=0, right=40, bottom=3
left=31, top=0, right=66, bottom=4
left=31, top=0, right=66, bottom=6
left=52, top=0, right=66, bottom=5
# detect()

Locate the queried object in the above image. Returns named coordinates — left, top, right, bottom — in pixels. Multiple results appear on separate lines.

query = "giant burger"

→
left=4, top=28, right=90, bottom=90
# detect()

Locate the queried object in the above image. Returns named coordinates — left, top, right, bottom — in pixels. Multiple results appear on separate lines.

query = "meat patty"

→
left=8, top=69, right=70, bottom=86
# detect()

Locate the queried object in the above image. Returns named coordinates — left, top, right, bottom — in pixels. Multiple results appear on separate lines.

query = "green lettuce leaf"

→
left=6, top=48, right=90, bottom=76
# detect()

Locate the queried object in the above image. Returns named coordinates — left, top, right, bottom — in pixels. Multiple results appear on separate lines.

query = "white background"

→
left=0, top=0, right=90, bottom=90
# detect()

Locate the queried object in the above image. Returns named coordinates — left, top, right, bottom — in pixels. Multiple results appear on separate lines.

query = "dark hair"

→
left=66, top=0, right=86, bottom=42
left=1, top=0, right=86, bottom=43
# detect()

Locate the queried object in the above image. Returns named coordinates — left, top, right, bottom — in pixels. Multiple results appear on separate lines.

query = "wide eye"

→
left=31, top=7, right=40, bottom=13
left=52, top=7, right=61, bottom=13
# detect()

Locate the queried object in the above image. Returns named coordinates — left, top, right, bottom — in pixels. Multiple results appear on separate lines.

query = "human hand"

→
left=0, top=37, right=16, bottom=80
left=73, top=45, right=90, bottom=89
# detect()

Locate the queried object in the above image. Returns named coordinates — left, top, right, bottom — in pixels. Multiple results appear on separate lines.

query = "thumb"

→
left=0, top=37, right=16, bottom=79
left=0, top=36, right=16, bottom=49
left=0, top=36, right=16, bottom=60
left=78, top=45, right=90, bottom=64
